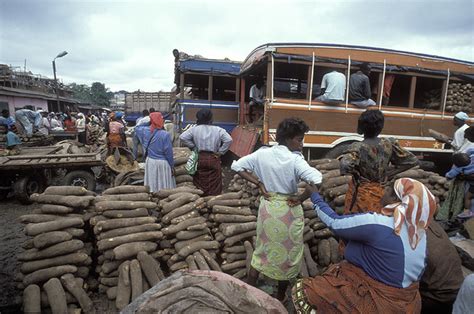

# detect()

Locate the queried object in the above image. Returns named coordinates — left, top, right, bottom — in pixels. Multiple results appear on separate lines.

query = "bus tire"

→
left=62, top=170, right=96, bottom=191
left=324, top=143, right=353, bottom=159
left=14, top=176, right=45, bottom=204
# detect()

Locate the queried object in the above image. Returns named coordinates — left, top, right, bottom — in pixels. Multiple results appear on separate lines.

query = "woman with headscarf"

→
left=143, top=112, right=176, bottom=192
left=179, top=108, right=233, bottom=196
left=106, top=112, right=127, bottom=154
left=340, top=109, right=418, bottom=214
left=291, top=178, right=436, bottom=313
left=231, top=118, right=323, bottom=300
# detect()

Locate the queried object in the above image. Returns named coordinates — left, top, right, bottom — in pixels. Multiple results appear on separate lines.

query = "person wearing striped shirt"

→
left=179, top=109, right=232, bottom=195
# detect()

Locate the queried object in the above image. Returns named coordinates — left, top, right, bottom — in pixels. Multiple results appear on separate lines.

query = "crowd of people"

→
left=0, top=107, right=115, bottom=151
left=232, top=110, right=473, bottom=313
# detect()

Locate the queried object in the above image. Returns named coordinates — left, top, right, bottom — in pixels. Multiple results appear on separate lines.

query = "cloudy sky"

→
left=0, top=0, right=472, bottom=92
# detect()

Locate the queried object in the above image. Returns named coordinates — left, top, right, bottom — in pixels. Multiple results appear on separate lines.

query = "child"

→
left=446, top=150, right=474, bottom=218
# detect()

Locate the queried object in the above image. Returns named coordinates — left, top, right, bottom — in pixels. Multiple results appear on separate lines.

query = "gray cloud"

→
left=0, top=0, right=472, bottom=92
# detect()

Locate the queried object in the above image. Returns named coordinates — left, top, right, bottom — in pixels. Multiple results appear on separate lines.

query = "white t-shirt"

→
left=250, top=84, right=265, bottom=103
left=321, top=71, right=346, bottom=101
left=452, top=124, right=474, bottom=153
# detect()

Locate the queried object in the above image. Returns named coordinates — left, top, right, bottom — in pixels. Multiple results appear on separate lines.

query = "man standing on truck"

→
left=349, top=63, right=376, bottom=108
left=316, top=70, right=346, bottom=104
left=451, top=112, right=473, bottom=153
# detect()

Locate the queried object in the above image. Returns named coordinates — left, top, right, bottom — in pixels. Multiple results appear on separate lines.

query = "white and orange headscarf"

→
left=381, top=178, right=437, bottom=250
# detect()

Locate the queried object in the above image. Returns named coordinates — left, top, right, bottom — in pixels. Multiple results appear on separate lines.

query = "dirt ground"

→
left=0, top=200, right=32, bottom=311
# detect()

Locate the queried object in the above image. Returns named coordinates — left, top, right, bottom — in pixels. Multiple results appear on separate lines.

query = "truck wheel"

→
left=14, top=176, right=45, bottom=204
left=63, top=170, right=96, bottom=191
left=324, top=143, right=353, bottom=159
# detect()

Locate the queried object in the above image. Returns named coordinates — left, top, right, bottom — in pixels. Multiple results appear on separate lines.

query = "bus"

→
left=174, top=56, right=241, bottom=134
left=234, top=43, right=474, bottom=169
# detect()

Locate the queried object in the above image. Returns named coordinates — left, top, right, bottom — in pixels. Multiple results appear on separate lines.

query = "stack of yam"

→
left=445, top=83, right=473, bottom=113
left=308, top=159, right=350, bottom=214
left=172, top=148, right=195, bottom=188
left=18, top=186, right=95, bottom=313
left=91, top=185, right=165, bottom=311
left=394, top=168, right=449, bottom=204
left=156, top=187, right=219, bottom=274
left=227, top=174, right=260, bottom=211
left=208, top=191, right=257, bottom=279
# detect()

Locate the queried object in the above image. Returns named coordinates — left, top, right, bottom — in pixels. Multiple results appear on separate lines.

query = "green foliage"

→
left=91, top=82, right=110, bottom=107
left=68, top=82, right=111, bottom=107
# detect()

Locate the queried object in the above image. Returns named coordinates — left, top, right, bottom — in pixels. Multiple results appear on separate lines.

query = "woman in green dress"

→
left=231, top=118, right=322, bottom=300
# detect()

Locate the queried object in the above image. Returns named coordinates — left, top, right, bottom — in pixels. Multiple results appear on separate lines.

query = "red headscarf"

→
left=381, top=178, right=437, bottom=249
left=150, top=112, right=164, bottom=132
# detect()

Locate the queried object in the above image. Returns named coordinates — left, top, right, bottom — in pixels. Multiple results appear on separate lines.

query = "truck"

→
left=124, top=91, right=174, bottom=125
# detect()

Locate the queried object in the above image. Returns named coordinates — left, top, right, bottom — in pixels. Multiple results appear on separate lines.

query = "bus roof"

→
left=241, top=43, right=474, bottom=74
left=179, top=58, right=241, bottom=76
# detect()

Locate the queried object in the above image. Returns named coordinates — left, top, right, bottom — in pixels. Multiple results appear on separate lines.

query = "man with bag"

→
left=180, top=109, right=232, bottom=196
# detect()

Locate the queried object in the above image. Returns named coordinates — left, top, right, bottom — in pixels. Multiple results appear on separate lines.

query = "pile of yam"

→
left=172, top=147, right=195, bottom=188
left=91, top=185, right=165, bottom=311
left=308, top=159, right=350, bottom=213
left=445, top=83, right=473, bottom=113
left=227, top=174, right=261, bottom=211
left=156, top=186, right=221, bottom=275
left=311, top=158, right=449, bottom=208
left=18, top=186, right=95, bottom=313
left=208, top=191, right=257, bottom=279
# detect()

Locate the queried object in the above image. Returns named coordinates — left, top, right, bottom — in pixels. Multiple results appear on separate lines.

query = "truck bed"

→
left=0, top=149, right=103, bottom=170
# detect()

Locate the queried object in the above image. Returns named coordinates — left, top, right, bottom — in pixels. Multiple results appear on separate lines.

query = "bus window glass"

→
left=382, top=74, right=411, bottom=107
left=273, top=62, right=308, bottom=99
left=414, top=77, right=444, bottom=110
left=184, top=74, right=209, bottom=100
left=212, top=76, right=236, bottom=101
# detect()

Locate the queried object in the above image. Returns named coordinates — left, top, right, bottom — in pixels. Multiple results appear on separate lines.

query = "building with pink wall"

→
left=0, top=95, right=48, bottom=113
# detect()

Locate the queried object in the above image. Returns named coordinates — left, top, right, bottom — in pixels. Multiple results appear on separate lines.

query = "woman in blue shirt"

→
left=292, top=178, right=436, bottom=313
left=142, top=112, right=175, bottom=192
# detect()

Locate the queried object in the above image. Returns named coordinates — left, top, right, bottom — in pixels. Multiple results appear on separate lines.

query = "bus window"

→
left=184, top=74, right=209, bottom=100
left=273, top=62, right=308, bottom=99
left=414, top=77, right=444, bottom=110
left=382, top=74, right=411, bottom=107
left=212, top=76, right=236, bottom=102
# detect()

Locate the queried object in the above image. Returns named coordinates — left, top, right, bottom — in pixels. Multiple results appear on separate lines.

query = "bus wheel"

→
left=14, top=176, right=45, bottom=204
left=325, top=143, right=353, bottom=159
left=62, top=170, right=96, bottom=191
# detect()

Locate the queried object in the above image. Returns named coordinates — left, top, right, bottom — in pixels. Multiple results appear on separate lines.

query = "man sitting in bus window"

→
left=349, top=63, right=376, bottom=108
left=249, top=80, right=265, bottom=122
left=315, top=70, right=346, bottom=104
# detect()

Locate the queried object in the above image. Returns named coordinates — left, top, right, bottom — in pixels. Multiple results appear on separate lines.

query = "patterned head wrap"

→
left=150, top=112, right=164, bottom=132
left=381, top=178, right=436, bottom=249
left=108, top=112, right=116, bottom=120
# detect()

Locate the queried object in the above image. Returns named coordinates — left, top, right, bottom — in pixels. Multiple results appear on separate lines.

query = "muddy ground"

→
left=0, top=200, right=32, bottom=311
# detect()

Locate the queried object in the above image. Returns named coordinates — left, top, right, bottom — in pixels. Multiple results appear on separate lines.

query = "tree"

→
left=91, top=82, right=110, bottom=107
left=68, top=83, right=92, bottom=104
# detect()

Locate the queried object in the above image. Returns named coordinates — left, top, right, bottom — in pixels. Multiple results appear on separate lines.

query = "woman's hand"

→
left=258, top=182, right=270, bottom=200
left=287, top=196, right=301, bottom=207
left=171, top=168, right=176, bottom=177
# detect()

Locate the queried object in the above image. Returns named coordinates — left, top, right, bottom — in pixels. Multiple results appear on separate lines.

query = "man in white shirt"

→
left=451, top=112, right=474, bottom=153
left=316, top=70, right=346, bottom=104
left=249, top=80, right=265, bottom=122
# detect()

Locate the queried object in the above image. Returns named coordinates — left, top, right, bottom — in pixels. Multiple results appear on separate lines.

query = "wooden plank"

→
left=5, top=153, right=98, bottom=160
left=235, top=78, right=240, bottom=102
left=208, top=76, right=213, bottom=102
left=306, top=65, right=312, bottom=101
left=408, top=76, right=417, bottom=109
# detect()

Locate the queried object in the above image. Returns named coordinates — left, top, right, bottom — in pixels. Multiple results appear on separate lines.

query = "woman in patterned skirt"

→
left=231, top=118, right=322, bottom=300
